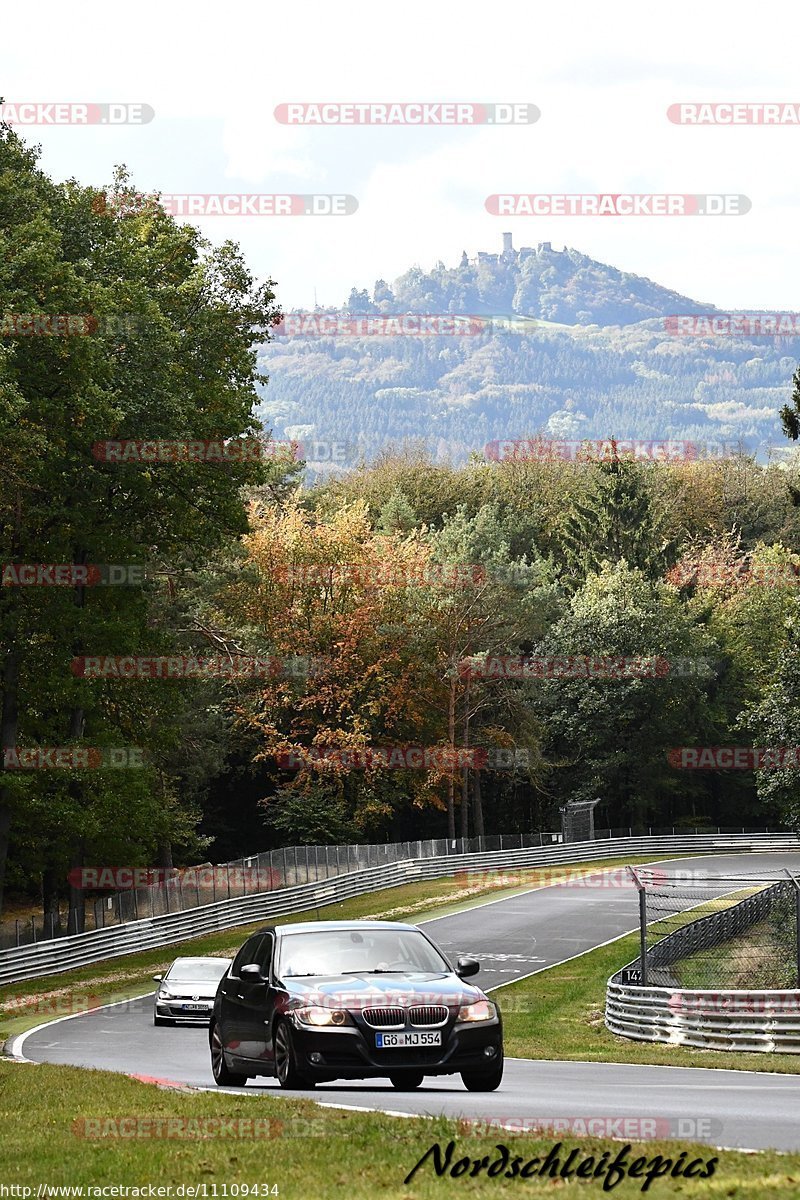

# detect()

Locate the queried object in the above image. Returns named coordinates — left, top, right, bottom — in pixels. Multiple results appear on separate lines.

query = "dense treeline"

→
left=0, top=125, right=294, bottom=928
left=259, top=321, right=796, bottom=471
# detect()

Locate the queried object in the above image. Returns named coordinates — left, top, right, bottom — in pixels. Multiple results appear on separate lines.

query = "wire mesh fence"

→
left=0, top=830, right=567, bottom=950
left=0, top=824, right=781, bottom=952
left=623, top=868, right=800, bottom=990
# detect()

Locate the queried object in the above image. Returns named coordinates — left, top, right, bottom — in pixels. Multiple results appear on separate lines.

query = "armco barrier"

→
left=606, top=981, right=800, bottom=1052
left=1, top=832, right=798, bottom=986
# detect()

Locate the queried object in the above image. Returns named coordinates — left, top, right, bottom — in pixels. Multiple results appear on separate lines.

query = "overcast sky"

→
left=4, top=1, right=800, bottom=312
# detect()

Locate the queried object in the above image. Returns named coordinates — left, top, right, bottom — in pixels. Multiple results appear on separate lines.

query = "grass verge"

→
left=1, top=1058, right=799, bottom=1196
left=672, top=905, right=797, bottom=991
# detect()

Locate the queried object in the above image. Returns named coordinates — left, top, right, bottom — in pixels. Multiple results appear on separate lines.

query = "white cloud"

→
left=2, top=0, right=800, bottom=308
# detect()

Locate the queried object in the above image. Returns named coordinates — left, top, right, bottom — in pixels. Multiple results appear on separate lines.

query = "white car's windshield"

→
left=167, top=959, right=229, bottom=982
left=277, top=929, right=449, bottom=978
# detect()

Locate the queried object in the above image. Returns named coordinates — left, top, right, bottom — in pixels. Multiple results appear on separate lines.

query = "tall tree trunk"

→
left=66, top=702, right=86, bottom=934
left=459, top=684, right=470, bottom=840
left=446, top=677, right=456, bottom=840
left=460, top=766, right=469, bottom=840
left=67, top=843, right=86, bottom=934
left=42, top=865, right=62, bottom=937
left=66, top=553, right=88, bottom=934
left=157, top=841, right=174, bottom=870
left=0, top=646, right=21, bottom=915
left=473, top=769, right=485, bottom=840
left=0, top=491, right=25, bottom=916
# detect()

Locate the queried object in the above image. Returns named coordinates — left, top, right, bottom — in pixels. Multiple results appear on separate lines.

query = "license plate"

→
left=181, top=1003, right=208, bottom=1011
left=375, top=1031, right=442, bottom=1048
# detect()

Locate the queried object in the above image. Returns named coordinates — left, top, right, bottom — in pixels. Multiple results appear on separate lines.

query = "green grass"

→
left=0, top=854, right=678, bottom=1041
left=2, top=1058, right=800, bottom=1196
left=672, top=906, right=798, bottom=991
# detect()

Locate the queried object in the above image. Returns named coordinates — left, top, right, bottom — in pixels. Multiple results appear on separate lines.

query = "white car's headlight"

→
left=457, top=1000, right=497, bottom=1023
left=158, top=986, right=175, bottom=998
left=293, top=1006, right=351, bottom=1027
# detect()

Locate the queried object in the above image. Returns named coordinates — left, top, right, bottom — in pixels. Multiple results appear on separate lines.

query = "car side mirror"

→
left=152, top=975, right=162, bottom=983
left=240, top=963, right=264, bottom=980
left=456, top=956, right=480, bottom=979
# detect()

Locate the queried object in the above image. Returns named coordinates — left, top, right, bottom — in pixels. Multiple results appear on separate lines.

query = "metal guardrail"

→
left=606, top=872, right=800, bottom=1051
left=6, top=824, right=778, bottom=949
left=2, top=831, right=798, bottom=986
left=606, top=981, right=800, bottom=1052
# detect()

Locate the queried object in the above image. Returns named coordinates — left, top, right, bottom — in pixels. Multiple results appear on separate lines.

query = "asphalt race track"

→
left=14, top=852, right=800, bottom=1153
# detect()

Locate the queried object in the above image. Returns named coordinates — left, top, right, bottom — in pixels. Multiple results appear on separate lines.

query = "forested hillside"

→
left=259, top=241, right=793, bottom=470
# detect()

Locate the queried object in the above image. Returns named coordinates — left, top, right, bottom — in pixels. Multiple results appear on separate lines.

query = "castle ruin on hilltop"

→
left=469, top=233, right=564, bottom=266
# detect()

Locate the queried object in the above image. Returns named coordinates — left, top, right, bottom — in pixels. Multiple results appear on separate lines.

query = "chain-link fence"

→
left=0, top=824, right=780, bottom=951
left=623, top=868, right=800, bottom=990
left=0, top=831, right=563, bottom=949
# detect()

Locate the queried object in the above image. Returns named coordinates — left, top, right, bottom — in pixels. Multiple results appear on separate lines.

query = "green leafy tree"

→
left=747, top=625, right=800, bottom=829
left=559, top=454, right=677, bottom=585
left=531, top=561, right=718, bottom=827
left=0, top=124, right=287, bottom=920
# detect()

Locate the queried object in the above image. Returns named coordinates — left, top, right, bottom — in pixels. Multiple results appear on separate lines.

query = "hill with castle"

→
left=341, top=235, right=709, bottom=328
left=257, top=238, right=797, bottom=472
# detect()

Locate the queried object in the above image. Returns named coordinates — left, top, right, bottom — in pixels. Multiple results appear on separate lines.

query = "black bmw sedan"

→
left=209, top=920, right=503, bottom=1091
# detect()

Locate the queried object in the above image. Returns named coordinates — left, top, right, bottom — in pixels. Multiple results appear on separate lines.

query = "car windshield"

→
left=167, top=959, right=229, bottom=981
left=276, top=928, right=450, bottom=978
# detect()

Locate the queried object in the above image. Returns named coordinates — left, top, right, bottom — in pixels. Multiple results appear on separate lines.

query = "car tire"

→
left=461, top=1053, right=504, bottom=1092
left=153, top=1016, right=174, bottom=1027
left=389, top=1072, right=424, bottom=1090
left=274, top=1018, right=315, bottom=1090
left=210, top=1021, right=248, bottom=1087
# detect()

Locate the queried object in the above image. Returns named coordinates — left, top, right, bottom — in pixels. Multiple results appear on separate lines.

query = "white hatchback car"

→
left=153, top=956, right=232, bottom=1026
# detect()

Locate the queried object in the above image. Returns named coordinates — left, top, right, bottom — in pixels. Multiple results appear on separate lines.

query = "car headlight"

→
left=457, top=1000, right=497, bottom=1023
left=293, top=1006, right=351, bottom=1027
left=157, top=986, right=175, bottom=999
